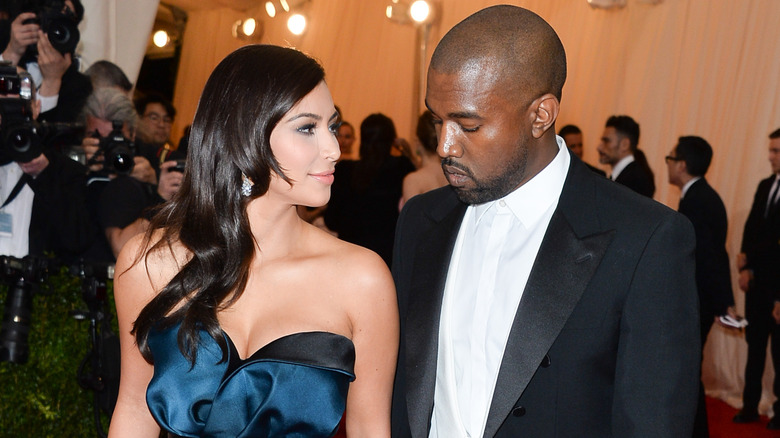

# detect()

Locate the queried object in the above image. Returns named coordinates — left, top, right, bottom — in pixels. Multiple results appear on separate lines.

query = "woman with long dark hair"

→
left=324, top=113, right=415, bottom=265
left=108, top=45, right=398, bottom=437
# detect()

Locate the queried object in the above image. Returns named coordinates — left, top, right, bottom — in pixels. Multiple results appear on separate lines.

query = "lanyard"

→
left=1, top=175, right=29, bottom=208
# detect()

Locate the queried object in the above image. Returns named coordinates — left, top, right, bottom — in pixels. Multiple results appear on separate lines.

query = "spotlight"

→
left=232, top=18, right=264, bottom=40
left=152, top=30, right=170, bottom=48
left=265, top=1, right=276, bottom=18
left=385, top=0, right=436, bottom=26
left=409, top=0, right=432, bottom=24
left=287, top=13, right=307, bottom=35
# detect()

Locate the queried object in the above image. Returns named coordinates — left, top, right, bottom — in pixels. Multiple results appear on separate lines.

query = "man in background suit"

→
left=598, top=115, right=656, bottom=197
left=391, top=5, right=700, bottom=437
left=558, top=124, right=606, bottom=176
left=666, top=135, right=736, bottom=437
left=733, top=128, right=780, bottom=429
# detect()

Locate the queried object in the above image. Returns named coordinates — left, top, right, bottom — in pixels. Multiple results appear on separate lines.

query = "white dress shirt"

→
left=610, top=154, right=635, bottom=181
left=680, top=176, right=701, bottom=199
left=430, top=137, right=570, bottom=438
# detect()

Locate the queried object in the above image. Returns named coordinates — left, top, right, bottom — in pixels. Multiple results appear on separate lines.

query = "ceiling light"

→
left=409, top=1, right=432, bottom=23
left=287, top=13, right=306, bottom=35
left=152, top=30, right=170, bottom=48
left=232, top=18, right=264, bottom=40
left=265, top=1, right=276, bottom=17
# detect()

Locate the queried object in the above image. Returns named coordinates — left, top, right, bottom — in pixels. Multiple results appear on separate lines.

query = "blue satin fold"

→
left=146, top=323, right=355, bottom=437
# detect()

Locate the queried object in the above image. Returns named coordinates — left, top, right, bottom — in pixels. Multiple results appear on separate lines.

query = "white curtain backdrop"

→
left=78, top=0, right=159, bottom=84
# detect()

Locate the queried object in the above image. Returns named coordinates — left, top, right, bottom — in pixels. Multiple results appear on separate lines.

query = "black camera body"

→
left=21, top=0, right=81, bottom=55
left=0, top=64, right=41, bottom=163
left=93, top=120, right=136, bottom=175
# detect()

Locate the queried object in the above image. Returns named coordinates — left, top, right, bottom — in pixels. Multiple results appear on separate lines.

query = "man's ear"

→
left=618, top=136, right=631, bottom=154
left=530, top=93, right=559, bottom=139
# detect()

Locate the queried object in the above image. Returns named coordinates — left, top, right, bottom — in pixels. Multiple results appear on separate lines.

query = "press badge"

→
left=0, top=211, right=13, bottom=236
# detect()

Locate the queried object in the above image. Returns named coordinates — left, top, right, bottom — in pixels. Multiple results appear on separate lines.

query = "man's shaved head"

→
left=430, top=5, right=566, bottom=102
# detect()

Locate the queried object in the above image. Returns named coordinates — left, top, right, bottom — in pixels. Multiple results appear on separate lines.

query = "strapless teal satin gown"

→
left=146, top=323, right=355, bottom=437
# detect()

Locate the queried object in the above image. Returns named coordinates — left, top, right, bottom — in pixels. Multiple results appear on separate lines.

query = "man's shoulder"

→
left=569, top=161, right=676, bottom=229
left=401, top=184, right=460, bottom=216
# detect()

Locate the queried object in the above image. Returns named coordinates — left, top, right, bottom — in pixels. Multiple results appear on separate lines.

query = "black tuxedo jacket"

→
left=741, top=175, right=780, bottom=307
left=391, top=152, right=700, bottom=437
left=615, top=160, right=655, bottom=198
left=678, top=178, right=734, bottom=319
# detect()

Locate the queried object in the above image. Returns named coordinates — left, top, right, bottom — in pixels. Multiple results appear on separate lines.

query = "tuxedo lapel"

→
left=483, top=159, right=615, bottom=437
left=405, top=198, right=467, bottom=438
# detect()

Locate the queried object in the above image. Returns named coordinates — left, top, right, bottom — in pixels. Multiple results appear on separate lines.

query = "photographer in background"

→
left=79, top=88, right=182, bottom=261
left=0, top=0, right=91, bottom=123
left=134, top=93, right=180, bottom=167
left=0, top=64, right=91, bottom=262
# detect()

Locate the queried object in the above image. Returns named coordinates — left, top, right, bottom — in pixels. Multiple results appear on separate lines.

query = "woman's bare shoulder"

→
left=115, top=229, right=189, bottom=294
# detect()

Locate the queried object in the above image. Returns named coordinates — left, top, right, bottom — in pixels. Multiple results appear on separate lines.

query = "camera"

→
left=21, top=0, right=81, bottom=55
left=87, top=120, right=136, bottom=175
left=0, top=255, right=52, bottom=364
left=0, top=64, right=41, bottom=163
left=170, top=159, right=186, bottom=173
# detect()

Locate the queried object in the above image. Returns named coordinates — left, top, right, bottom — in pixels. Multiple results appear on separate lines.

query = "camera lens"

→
left=2, top=125, right=40, bottom=163
left=45, top=19, right=79, bottom=54
left=0, top=282, right=33, bottom=364
left=8, top=128, right=32, bottom=153
left=110, top=150, right=134, bottom=174
left=48, top=22, right=71, bottom=45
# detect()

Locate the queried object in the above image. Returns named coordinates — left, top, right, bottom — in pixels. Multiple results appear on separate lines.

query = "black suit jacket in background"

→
left=615, top=160, right=655, bottom=198
left=391, top=150, right=699, bottom=437
left=678, top=178, right=734, bottom=321
left=741, top=175, right=780, bottom=308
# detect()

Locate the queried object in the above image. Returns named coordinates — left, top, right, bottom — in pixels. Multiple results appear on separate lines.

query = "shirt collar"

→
left=472, top=136, right=570, bottom=227
left=680, top=176, right=701, bottom=199
left=611, top=154, right=635, bottom=180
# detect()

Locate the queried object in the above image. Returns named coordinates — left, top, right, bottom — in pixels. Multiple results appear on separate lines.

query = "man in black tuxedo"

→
left=733, top=127, right=780, bottom=429
left=598, top=115, right=656, bottom=198
left=666, top=135, right=736, bottom=437
left=391, top=5, right=700, bottom=438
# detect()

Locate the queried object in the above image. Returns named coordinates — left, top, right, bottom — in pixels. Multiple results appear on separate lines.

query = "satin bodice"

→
left=146, top=323, right=355, bottom=437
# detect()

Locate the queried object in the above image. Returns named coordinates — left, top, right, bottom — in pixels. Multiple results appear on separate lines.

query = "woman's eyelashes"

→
left=328, top=121, right=342, bottom=136
left=297, top=123, right=317, bottom=135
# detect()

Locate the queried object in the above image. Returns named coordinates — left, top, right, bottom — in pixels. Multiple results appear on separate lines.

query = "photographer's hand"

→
left=81, top=136, right=104, bottom=173
left=36, top=30, right=71, bottom=98
left=130, top=156, right=157, bottom=185
left=2, top=13, right=39, bottom=66
left=157, top=161, right=183, bottom=201
left=18, top=153, right=49, bottom=178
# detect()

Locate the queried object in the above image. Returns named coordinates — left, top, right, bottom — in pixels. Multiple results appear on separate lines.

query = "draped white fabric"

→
left=78, top=0, right=159, bottom=84
left=90, top=0, right=780, bottom=413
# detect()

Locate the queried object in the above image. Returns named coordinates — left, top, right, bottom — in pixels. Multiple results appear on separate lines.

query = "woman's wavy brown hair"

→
left=131, top=45, right=325, bottom=364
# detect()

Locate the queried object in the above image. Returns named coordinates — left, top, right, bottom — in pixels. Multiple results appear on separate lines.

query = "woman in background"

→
left=108, top=45, right=398, bottom=438
left=324, top=113, right=415, bottom=265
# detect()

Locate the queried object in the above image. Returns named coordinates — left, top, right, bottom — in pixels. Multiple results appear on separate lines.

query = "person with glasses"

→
left=665, top=136, right=737, bottom=437
left=134, top=93, right=180, bottom=170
